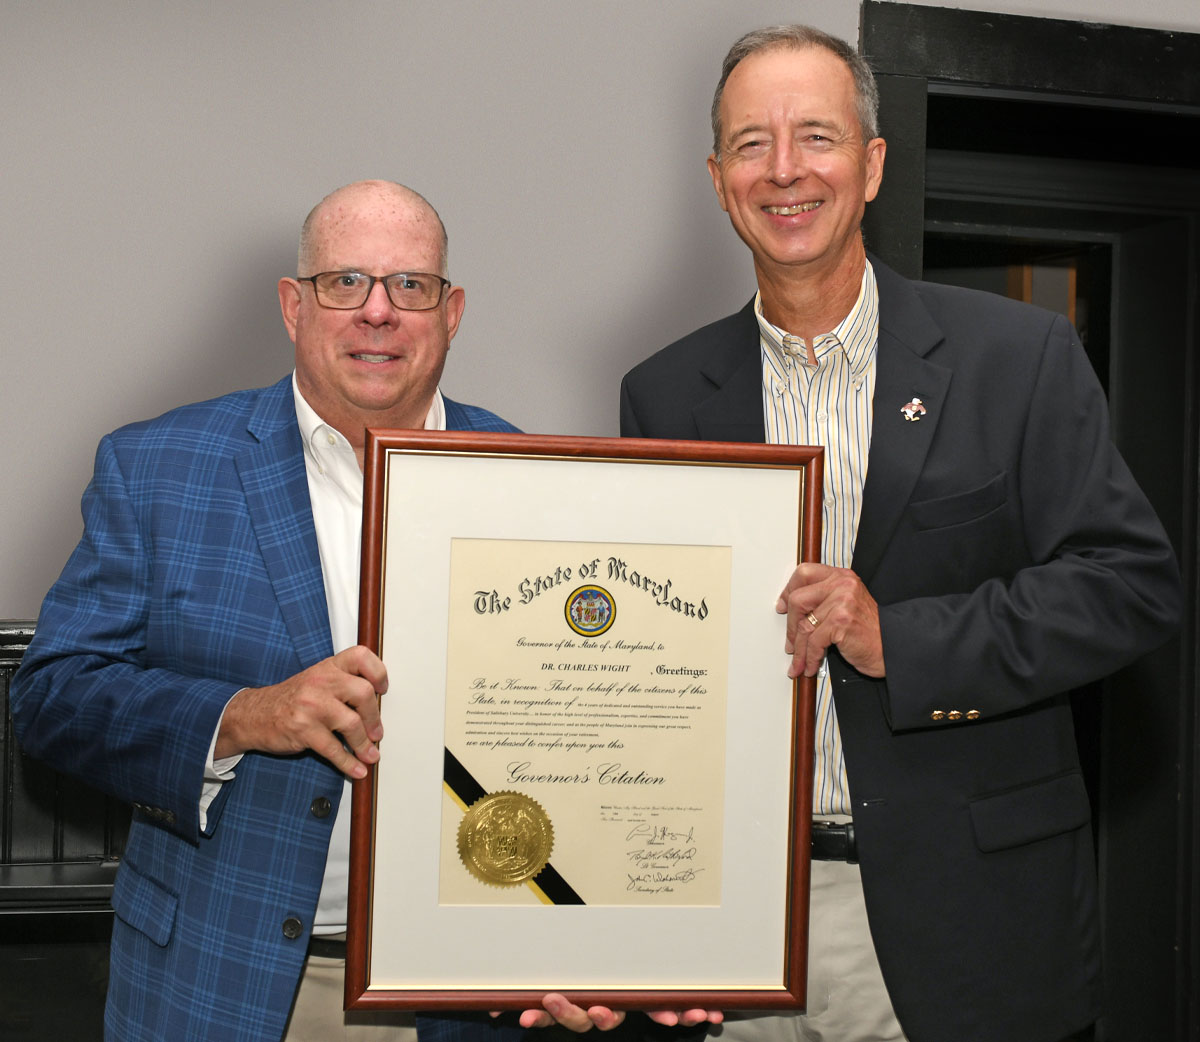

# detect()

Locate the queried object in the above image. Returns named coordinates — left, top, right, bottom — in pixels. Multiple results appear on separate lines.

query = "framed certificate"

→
left=347, top=431, right=822, bottom=1012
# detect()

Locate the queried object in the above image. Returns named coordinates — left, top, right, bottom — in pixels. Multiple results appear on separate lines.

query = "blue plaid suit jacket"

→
left=12, top=375, right=527, bottom=1042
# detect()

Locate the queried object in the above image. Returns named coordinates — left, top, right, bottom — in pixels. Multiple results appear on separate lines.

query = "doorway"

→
left=860, top=5, right=1199, bottom=1040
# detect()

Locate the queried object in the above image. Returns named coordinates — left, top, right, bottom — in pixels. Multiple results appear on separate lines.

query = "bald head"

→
left=297, top=180, right=449, bottom=277
left=279, top=178, right=466, bottom=455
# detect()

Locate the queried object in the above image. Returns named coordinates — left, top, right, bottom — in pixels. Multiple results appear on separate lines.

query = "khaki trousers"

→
left=282, top=944, right=418, bottom=1042
left=714, top=855, right=908, bottom=1042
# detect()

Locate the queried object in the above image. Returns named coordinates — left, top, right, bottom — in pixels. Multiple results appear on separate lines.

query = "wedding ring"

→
left=806, top=612, right=820, bottom=628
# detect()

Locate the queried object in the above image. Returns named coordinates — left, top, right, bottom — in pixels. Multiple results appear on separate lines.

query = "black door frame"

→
left=859, top=5, right=1199, bottom=1041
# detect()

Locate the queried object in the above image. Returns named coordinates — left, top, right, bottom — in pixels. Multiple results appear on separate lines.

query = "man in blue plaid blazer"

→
left=12, top=182, right=535, bottom=1042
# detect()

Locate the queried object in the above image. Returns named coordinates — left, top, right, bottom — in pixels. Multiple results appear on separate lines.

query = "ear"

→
left=707, top=154, right=730, bottom=213
left=443, top=285, right=466, bottom=343
left=863, top=137, right=886, bottom=203
left=278, top=278, right=301, bottom=343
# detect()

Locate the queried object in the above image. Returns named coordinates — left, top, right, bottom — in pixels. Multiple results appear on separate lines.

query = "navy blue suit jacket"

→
left=620, top=260, right=1180, bottom=1042
left=13, top=375, right=526, bottom=1042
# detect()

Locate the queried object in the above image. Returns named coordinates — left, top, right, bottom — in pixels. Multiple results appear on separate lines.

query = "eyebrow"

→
left=728, top=117, right=841, bottom=142
left=728, top=122, right=767, bottom=140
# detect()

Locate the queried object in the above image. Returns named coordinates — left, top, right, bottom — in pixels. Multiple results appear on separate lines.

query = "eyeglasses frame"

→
left=296, top=270, right=452, bottom=312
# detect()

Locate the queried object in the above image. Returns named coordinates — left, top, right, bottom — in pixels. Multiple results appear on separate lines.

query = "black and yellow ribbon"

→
left=443, top=747, right=585, bottom=905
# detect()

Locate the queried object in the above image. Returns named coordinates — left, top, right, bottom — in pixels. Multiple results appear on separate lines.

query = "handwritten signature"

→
left=626, top=846, right=696, bottom=865
left=625, top=822, right=695, bottom=846
left=626, top=868, right=704, bottom=892
left=624, top=822, right=699, bottom=874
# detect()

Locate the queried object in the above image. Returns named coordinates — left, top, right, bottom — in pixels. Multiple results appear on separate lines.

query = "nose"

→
left=359, top=278, right=397, bottom=324
left=768, top=138, right=807, bottom=187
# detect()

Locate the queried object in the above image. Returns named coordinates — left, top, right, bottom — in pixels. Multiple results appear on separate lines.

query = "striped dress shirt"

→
left=756, top=261, right=879, bottom=815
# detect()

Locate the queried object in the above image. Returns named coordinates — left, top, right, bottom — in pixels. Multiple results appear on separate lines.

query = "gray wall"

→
left=3, top=0, right=1198, bottom=617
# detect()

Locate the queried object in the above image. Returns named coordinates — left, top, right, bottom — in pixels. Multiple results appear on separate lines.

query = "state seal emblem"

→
left=565, top=584, right=616, bottom=636
left=458, top=791, right=554, bottom=887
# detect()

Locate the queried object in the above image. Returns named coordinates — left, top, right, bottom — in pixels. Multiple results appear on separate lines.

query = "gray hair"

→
left=297, top=180, right=450, bottom=277
left=710, top=25, right=880, bottom=158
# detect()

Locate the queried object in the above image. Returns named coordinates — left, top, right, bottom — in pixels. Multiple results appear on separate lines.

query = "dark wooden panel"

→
left=863, top=73, right=927, bottom=279
left=1, top=913, right=110, bottom=1041
left=862, top=0, right=1200, bottom=109
left=2, top=622, right=129, bottom=870
left=2, top=623, right=118, bottom=1038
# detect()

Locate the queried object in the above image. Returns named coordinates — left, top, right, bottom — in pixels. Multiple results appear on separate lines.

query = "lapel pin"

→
left=901, top=397, right=927, bottom=422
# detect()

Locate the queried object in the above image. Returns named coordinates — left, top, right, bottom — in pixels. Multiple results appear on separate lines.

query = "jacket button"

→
left=311, top=797, right=332, bottom=819
left=282, top=917, right=304, bottom=940
left=948, top=710, right=963, bottom=721
left=930, top=710, right=946, bottom=721
left=967, top=709, right=981, bottom=720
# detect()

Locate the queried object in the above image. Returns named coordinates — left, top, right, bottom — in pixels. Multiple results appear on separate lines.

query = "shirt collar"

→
left=755, top=260, right=879, bottom=377
left=291, top=372, right=448, bottom=459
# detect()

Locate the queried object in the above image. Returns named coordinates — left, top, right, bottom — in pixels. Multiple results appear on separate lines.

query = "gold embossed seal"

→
left=457, top=791, right=554, bottom=886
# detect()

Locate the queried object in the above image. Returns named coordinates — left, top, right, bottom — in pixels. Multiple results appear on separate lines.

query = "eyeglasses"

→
left=297, top=271, right=450, bottom=311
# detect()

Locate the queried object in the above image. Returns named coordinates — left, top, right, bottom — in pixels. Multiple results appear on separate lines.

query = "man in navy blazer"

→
left=620, top=28, right=1179, bottom=1042
left=12, top=181, right=532, bottom=1042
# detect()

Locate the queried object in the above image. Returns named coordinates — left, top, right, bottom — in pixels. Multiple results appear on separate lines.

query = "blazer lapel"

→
left=851, top=265, right=952, bottom=584
left=235, top=380, right=333, bottom=670
left=692, top=302, right=766, bottom=443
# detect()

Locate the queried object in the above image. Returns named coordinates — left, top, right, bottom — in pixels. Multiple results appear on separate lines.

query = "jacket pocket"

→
left=969, top=771, right=1091, bottom=852
left=111, top=860, right=179, bottom=947
left=910, top=471, right=1007, bottom=530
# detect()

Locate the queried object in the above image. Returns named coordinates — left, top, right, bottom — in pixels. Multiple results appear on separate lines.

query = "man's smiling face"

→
left=278, top=181, right=464, bottom=443
left=708, top=45, right=885, bottom=282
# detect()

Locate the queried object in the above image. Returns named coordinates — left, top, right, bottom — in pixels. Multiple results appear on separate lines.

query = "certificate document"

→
left=440, top=537, right=730, bottom=907
left=348, top=431, right=822, bottom=1012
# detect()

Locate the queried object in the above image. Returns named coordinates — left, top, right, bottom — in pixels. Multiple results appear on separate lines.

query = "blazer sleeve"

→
left=875, top=312, right=1180, bottom=730
left=618, top=375, right=646, bottom=437
left=11, top=433, right=241, bottom=842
